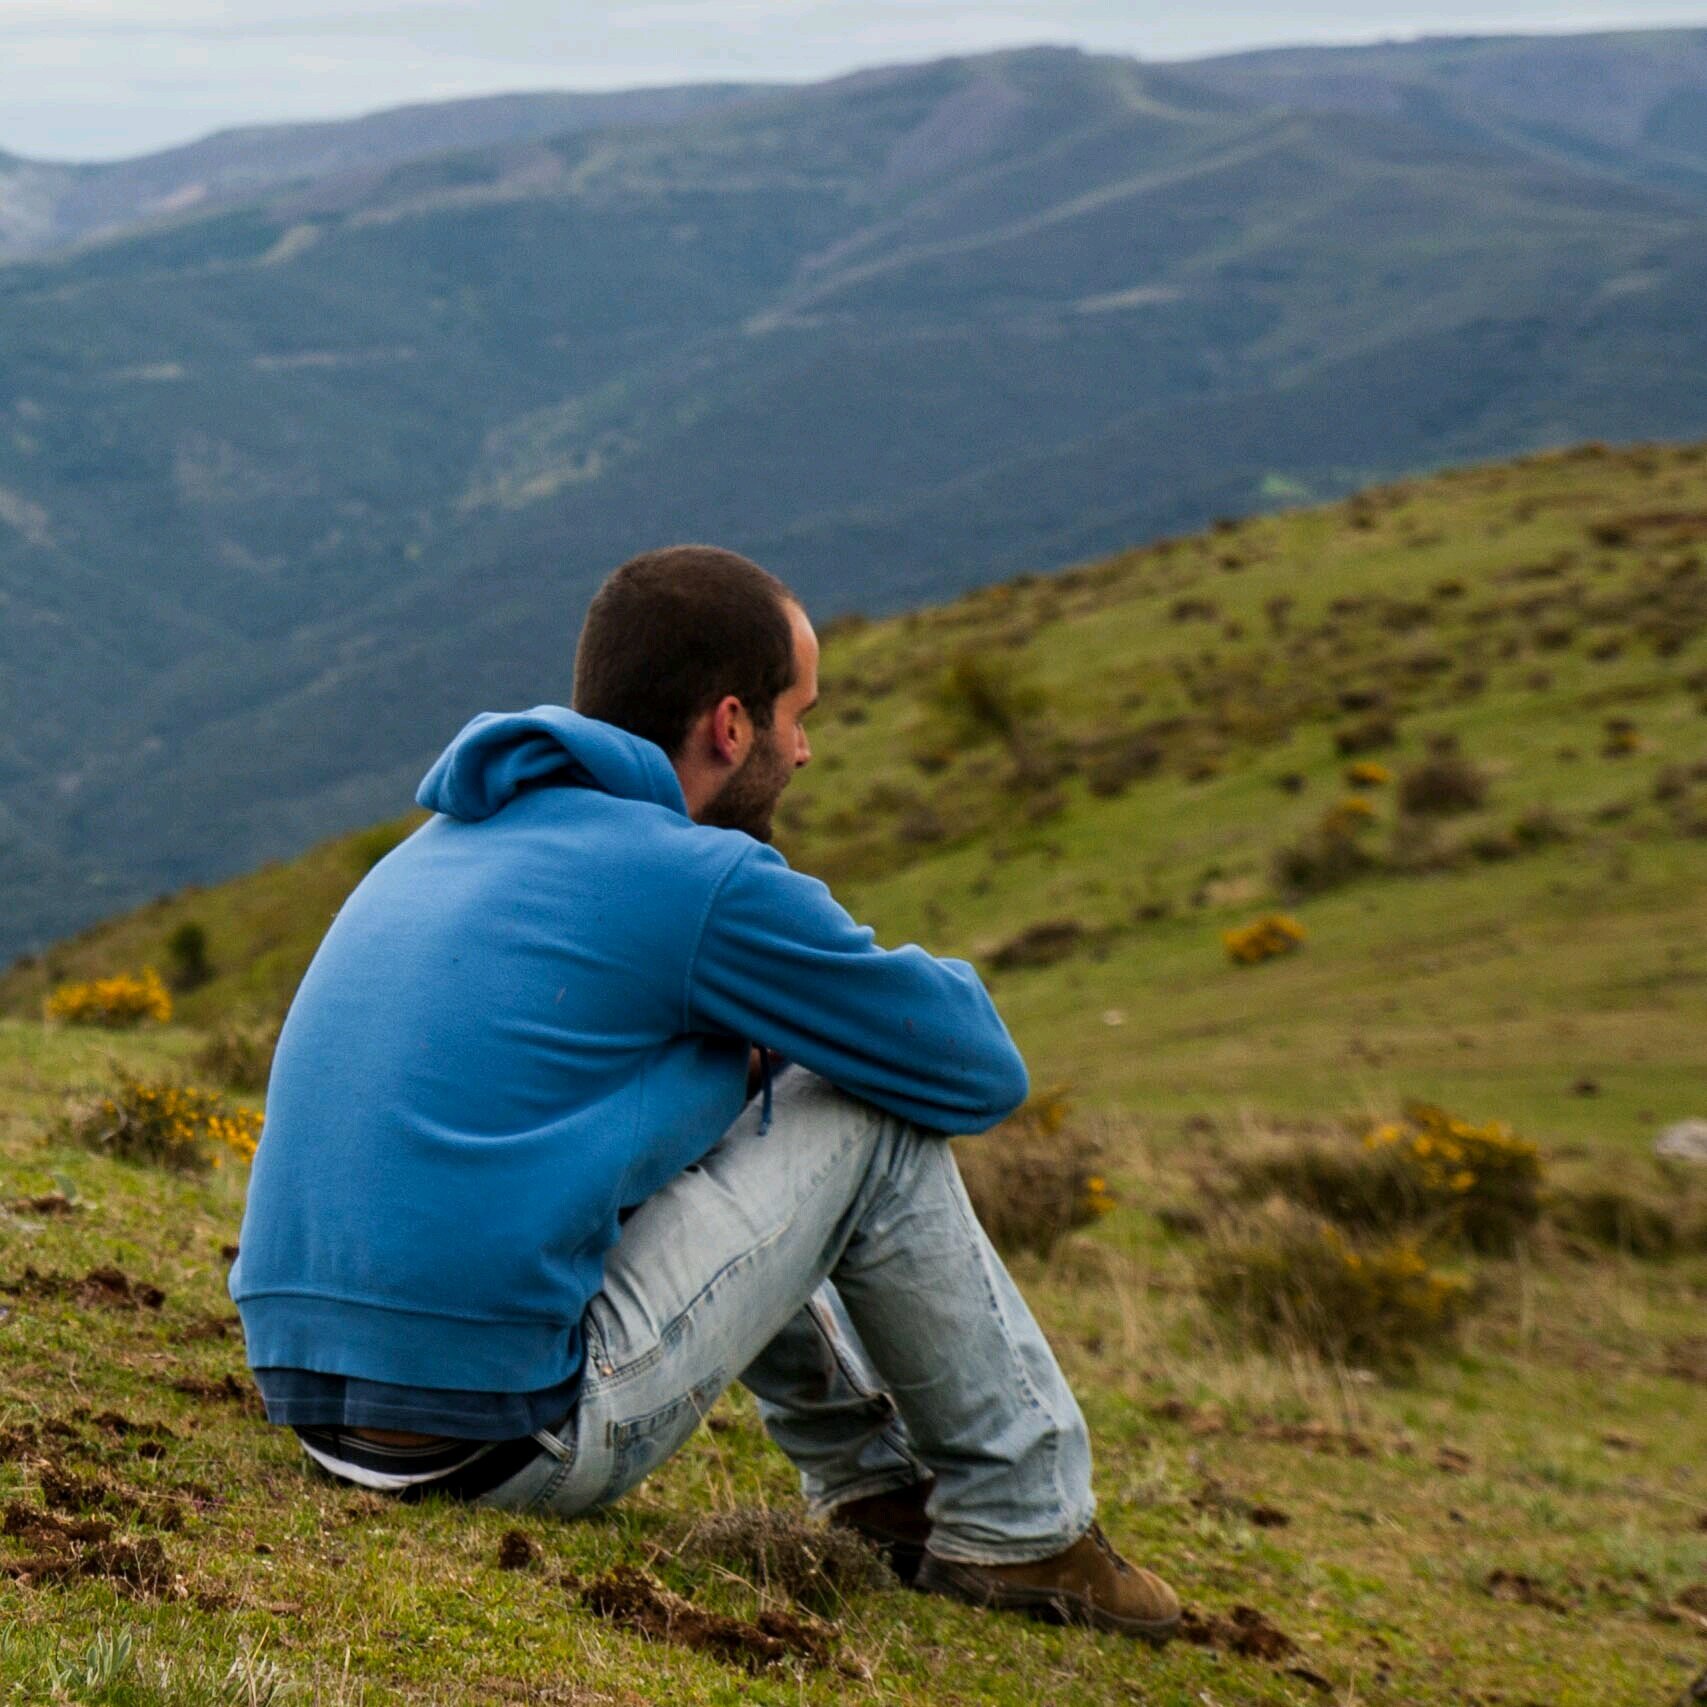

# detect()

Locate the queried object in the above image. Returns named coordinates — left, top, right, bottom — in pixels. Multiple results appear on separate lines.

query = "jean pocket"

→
left=603, top=1368, right=726, bottom=1503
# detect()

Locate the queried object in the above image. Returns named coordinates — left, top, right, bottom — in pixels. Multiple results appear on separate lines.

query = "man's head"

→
left=573, top=544, right=818, bottom=842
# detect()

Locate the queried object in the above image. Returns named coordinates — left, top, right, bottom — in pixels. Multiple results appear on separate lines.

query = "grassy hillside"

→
left=10, top=35, right=1707, bottom=958
left=13, top=438, right=1707, bottom=1141
left=3, top=444, right=1706, bottom=1703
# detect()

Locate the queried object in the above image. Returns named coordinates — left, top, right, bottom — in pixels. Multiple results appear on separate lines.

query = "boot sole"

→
left=916, top=1554, right=1180, bottom=1644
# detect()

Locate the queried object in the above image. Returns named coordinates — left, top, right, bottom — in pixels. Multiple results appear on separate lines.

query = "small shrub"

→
left=1085, top=734, right=1165, bottom=798
left=955, top=1089, right=1113, bottom=1259
left=62, top=1068, right=262, bottom=1173
left=192, top=1020, right=280, bottom=1095
left=1272, top=804, right=1377, bottom=895
left=1385, top=812, right=1458, bottom=875
left=1511, top=805, right=1571, bottom=849
left=895, top=805, right=947, bottom=845
left=164, top=921, right=213, bottom=992
left=923, top=652, right=1043, bottom=752
left=1547, top=1187, right=1685, bottom=1259
left=1201, top=1207, right=1472, bottom=1367
left=1362, top=1102, right=1543, bottom=1252
left=677, top=1508, right=894, bottom=1611
left=44, top=970, right=171, bottom=1030
left=1224, top=1102, right=1544, bottom=1254
left=1601, top=718, right=1643, bottom=758
left=1323, top=794, right=1378, bottom=831
left=1344, top=761, right=1392, bottom=787
left=1465, top=829, right=1520, bottom=861
left=1222, top=914, right=1306, bottom=965
left=988, top=918, right=1085, bottom=972
left=1335, top=716, right=1398, bottom=756
left=1398, top=753, right=1488, bottom=816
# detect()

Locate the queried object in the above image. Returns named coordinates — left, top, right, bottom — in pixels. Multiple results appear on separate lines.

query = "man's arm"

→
left=687, top=842, right=1029, bottom=1135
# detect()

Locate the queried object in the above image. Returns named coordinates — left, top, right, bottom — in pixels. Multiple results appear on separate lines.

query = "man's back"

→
left=231, top=705, right=1026, bottom=1401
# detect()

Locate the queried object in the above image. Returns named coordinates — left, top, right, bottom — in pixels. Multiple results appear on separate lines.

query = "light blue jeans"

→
left=473, top=1067, right=1095, bottom=1564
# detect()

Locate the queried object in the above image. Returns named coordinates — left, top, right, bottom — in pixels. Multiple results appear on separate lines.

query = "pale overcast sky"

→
left=4, top=0, right=1705, bottom=162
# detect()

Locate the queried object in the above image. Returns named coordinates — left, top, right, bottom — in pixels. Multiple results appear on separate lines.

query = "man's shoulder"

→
left=491, top=787, right=764, bottom=901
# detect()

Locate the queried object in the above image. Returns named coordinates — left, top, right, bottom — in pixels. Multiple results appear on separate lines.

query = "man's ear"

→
left=707, top=694, right=750, bottom=766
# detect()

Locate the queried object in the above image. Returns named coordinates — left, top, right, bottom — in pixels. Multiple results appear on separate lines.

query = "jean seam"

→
left=803, top=1295, right=929, bottom=1487
left=940, top=1160, right=1048, bottom=1420
left=596, top=1109, right=871, bottom=1393
left=521, top=1452, right=577, bottom=1513
left=915, top=1144, right=1081, bottom=1555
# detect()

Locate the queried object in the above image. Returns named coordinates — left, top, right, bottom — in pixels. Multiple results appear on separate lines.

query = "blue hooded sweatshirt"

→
left=230, top=707, right=1028, bottom=1406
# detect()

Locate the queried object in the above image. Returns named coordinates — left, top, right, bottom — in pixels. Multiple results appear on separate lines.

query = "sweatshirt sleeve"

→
left=685, top=842, right=1029, bottom=1134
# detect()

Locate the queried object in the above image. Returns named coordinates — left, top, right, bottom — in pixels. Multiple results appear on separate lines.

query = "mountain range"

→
left=5, top=28, right=1707, bottom=960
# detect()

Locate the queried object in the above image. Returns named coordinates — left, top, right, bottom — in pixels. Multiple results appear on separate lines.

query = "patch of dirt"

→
left=1665, top=1338, right=1707, bottom=1385
left=38, top=1464, right=130, bottom=1516
left=1, top=1500, right=175, bottom=1598
left=1434, top=1444, right=1474, bottom=1474
left=76, top=1407, right=177, bottom=1450
left=1150, top=1398, right=1231, bottom=1436
left=1177, top=1603, right=1302, bottom=1663
left=0, top=1424, right=41, bottom=1462
left=0, top=1265, right=164, bottom=1310
left=1485, top=1569, right=1571, bottom=1613
left=580, top=1564, right=846, bottom=1673
left=498, top=1529, right=538, bottom=1570
left=168, top=1480, right=225, bottom=1516
left=168, top=1371, right=263, bottom=1413
left=4, top=1192, right=80, bottom=1216
left=1676, top=1584, right=1707, bottom=1616
left=3, top=1502, right=112, bottom=1547
left=174, top=1312, right=241, bottom=1342
left=28, top=1453, right=188, bottom=1531
left=1190, top=1478, right=1291, bottom=1530
left=1262, top=1419, right=1386, bottom=1459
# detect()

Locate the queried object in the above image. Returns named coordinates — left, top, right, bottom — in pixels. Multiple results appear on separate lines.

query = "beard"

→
left=700, top=724, right=793, bottom=843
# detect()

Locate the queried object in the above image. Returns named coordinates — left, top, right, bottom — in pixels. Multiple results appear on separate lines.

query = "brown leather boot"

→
left=827, top=1479, right=935, bottom=1585
left=916, top=1523, right=1181, bottom=1641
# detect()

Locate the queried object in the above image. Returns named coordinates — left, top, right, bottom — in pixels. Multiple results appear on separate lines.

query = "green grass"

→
left=5, top=444, right=1707, bottom=1700
left=3, top=1016, right=1704, bottom=1704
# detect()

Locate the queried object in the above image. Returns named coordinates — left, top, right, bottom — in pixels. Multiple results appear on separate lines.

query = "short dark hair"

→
left=573, top=545, right=798, bottom=757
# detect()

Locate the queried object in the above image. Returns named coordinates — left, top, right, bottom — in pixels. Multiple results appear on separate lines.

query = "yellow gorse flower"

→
left=1361, top=1100, right=1542, bottom=1241
left=72, top=1068, right=261, bottom=1173
left=1223, top=913, right=1307, bottom=965
left=44, top=968, right=172, bottom=1029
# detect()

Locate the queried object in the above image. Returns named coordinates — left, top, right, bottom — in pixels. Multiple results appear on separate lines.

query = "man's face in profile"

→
left=701, top=603, right=818, bottom=843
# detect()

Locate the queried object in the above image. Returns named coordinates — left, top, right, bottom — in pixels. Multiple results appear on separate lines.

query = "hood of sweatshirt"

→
left=415, top=705, right=687, bottom=822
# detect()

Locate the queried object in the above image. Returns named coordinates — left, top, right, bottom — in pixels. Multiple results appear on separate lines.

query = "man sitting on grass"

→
left=230, top=545, right=1180, bottom=1641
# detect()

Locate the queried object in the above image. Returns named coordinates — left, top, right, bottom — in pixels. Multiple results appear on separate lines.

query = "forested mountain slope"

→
left=6, top=36, right=1707, bottom=957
